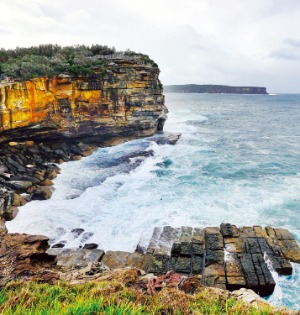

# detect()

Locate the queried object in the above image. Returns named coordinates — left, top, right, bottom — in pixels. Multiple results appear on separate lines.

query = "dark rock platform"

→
left=1, top=223, right=300, bottom=298
left=67, top=224, right=299, bottom=297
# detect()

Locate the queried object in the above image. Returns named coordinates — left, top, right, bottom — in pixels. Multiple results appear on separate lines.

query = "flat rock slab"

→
left=47, top=248, right=105, bottom=269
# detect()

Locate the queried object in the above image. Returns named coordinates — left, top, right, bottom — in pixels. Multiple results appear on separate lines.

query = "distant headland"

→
left=164, top=84, right=268, bottom=94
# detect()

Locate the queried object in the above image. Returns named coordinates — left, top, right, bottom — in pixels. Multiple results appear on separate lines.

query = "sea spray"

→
left=7, top=92, right=300, bottom=309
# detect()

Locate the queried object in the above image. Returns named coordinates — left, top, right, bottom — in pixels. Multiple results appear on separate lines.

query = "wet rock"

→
left=72, top=155, right=82, bottom=161
left=27, top=185, right=38, bottom=194
left=145, top=253, right=169, bottom=274
left=71, top=228, right=85, bottom=238
left=154, top=226, right=181, bottom=256
left=151, top=133, right=181, bottom=145
left=83, top=243, right=98, bottom=250
left=6, top=180, right=32, bottom=192
left=225, top=252, right=246, bottom=291
left=274, top=228, right=294, bottom=240
left=0, top=163, right=8, bottom=174
left=52, top=242, right=66, bottom=248
left=175, top=256, right=191, bottom=274
left=135, top=244, right=147, bottom=254
left=147, top=227, right=163, bottom=254
left=220, top=223, right=239, bottom=237
left=12, top=193, right=27, bottom=207
left=192, top=255, right=204, bottom=275
left=39, top=178, right=54, bottom=186
left=251, top=253, right=275, bottom=296
left=136, top=224, right=300, bottom=297
left=2, top=206, right=19, bottom=221
left=125, top=252, right=144, bottom=269
left=279, top=239, right=300, bottom=263
left=31, top=187, right=53, bottom=200
left=179, top=226, right=193, bottom=257
left=205, top=227, right=224, bottom=266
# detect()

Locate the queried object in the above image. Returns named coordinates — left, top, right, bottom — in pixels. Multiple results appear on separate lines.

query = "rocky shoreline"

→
left=0, top=137, right=299, bottom=313
left=0, top=132, right=181, bottom=229
left=0, top=133, right=299, bottom=313
left=0, top=224, right=299, bottom=314
left=47, top=224, right=300, bottom=297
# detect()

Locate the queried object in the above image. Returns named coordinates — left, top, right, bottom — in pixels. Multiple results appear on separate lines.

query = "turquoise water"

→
left=8, top=93, right=300, bottom=309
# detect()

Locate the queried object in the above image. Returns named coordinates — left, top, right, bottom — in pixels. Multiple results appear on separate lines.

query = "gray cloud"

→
left=1, top=0, right=300, bottom=92
left=284, top=38, right=300, bottom=48
left=0, top=29, right=12, bottom=34
left=270, top=38, right=300, bottom=61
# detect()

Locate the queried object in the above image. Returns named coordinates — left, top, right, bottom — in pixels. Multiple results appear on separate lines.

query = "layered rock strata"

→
left=0, top=55, right=167, bottom=143
left=0, top=232, right=58, bottom=286
left=1, top=224, right=299, bottom=304
left=52, top=224, right=299, bottom=298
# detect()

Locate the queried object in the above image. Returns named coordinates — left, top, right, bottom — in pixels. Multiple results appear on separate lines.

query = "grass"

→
left=0, top=278, right=280, bottom=315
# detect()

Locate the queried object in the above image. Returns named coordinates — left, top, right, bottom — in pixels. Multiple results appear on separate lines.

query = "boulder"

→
left=12, top=193, right=27, bottom=207
left=150, top=133, right=181, bottom=145
left=31, top=187, right=53, bottom=200
left=6, top=180, right=32, bottom=192
left=83, top=243, right=98, bottom=250
left=2, top=206, right=19, bottom=221
left=0, top=233, right=58, bottom=286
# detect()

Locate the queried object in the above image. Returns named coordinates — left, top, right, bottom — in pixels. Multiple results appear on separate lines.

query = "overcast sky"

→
left=1, top=0, right=300, bottom=93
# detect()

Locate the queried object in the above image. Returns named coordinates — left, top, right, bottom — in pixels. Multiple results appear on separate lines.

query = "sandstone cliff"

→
left=0, top=54, right=167, bottom=143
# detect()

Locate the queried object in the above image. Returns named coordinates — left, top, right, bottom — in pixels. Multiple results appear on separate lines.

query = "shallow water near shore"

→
left=7, top=92, right=300, bottom=309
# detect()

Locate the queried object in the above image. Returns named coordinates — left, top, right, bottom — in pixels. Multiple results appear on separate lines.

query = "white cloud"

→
left=0, top=0, right=300, bottom=92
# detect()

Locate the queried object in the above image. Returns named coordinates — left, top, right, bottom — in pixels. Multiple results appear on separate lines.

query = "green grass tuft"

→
left=0, top=280, right=279, bottom=315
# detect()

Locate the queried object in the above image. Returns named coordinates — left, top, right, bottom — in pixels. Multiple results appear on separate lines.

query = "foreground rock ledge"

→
left=0, top=224, right=300, bottom=313
left=3, top=224, right=299, bottom=297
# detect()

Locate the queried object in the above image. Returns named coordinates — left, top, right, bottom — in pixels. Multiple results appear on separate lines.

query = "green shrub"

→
left=0, top=44, right=154, bottom=81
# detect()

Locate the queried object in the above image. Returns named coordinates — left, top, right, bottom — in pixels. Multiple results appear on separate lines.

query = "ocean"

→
left=7, top=92, right=300, bottom=310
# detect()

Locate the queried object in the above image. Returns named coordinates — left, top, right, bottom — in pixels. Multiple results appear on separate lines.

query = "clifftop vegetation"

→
left=0, top=44, right=156, bottom=81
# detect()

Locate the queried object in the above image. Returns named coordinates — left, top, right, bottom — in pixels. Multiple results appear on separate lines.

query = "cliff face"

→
left=0, top=55, right=167, bottom=143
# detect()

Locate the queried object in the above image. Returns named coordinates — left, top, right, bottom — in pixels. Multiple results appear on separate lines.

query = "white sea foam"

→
left=7, top=92, right=300, bottom=309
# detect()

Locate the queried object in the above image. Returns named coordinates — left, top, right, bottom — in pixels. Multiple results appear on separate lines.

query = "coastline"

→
left=1, top=132, right=300, bottom=314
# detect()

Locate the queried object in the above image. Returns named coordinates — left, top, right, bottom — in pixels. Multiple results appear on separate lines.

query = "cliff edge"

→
left=0, top=53, right=167, bottom=143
